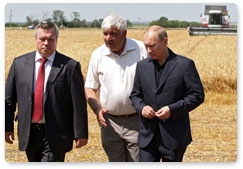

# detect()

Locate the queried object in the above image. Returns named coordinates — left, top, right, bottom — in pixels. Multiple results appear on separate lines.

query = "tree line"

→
left=5, top=10, right=200, bottom=28
left=149, top=16, right=201, bottom=28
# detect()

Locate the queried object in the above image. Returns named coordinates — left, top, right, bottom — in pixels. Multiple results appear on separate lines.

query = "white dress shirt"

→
left=32, top=51, right=55, bottom=123
left=85, top=38, right=147, bottom=115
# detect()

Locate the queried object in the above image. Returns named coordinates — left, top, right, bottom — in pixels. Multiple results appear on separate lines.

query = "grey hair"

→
left=35, top=21, right=59, bottom=38
left=101, top=14, right=127, bottom=31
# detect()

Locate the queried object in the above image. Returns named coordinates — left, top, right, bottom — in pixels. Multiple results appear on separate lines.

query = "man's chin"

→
left=40, top=51, right=51, bottom=57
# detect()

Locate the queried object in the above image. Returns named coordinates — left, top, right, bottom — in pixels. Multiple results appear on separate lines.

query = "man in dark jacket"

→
left=5, top=21, right=88, bottom=162
left=130, top=25, right=204, bottom=162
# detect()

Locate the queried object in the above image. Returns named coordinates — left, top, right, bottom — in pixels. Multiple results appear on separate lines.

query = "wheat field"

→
left=4, top=28, right=237, bottom=162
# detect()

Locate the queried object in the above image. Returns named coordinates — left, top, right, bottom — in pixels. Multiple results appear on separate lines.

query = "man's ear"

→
left=123, top=30, right=127, bottom=36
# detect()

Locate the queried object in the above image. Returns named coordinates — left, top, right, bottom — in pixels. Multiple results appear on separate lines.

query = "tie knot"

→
left=41, top=57, right=47, bottom=63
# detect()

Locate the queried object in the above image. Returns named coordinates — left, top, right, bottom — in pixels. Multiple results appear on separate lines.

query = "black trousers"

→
left=139, top=130, right=187, bottom=162
left=25, top=124, right=65, bottom=162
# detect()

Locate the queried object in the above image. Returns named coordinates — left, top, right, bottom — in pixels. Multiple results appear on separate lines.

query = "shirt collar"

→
left=104, top=38, right=137, bottom=56
left=35, top=51, right=56, bottom=62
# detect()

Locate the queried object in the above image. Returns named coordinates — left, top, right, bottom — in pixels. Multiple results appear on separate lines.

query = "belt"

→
left=107, top=113, right=138, bottom=118
left=31, top=123, right=45, bottom=130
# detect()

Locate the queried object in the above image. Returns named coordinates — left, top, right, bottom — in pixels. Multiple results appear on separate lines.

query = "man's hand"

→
left=155, top=106, right=171, bottom=120
left=5, top=132, right=14, bottom=144
left=75, top=138, right=88, bottom=148
left=98, top=108, right=109, bottom=127
left=142, top=106, right=156, bottom=119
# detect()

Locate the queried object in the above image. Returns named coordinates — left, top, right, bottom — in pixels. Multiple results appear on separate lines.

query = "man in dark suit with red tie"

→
left=5, top=21, right=88, bottom=162
left=130, top=25, right=205, bottom=162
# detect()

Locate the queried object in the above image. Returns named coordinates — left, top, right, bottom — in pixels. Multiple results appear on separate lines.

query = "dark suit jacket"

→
left=5, top=51, right=88, bottom=154
left=130, top=48, right=204, bottom=149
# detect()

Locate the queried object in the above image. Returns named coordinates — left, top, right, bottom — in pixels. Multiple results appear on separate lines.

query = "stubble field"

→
left=5, top=28, right=237, bottom=162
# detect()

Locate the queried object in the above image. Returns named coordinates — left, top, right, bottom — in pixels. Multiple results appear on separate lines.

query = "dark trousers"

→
left=25, top=124, right=65, bottom=162
left=139, top=130, right=187, bottom=162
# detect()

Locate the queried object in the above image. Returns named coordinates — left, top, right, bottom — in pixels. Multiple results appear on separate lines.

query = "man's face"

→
left=35, top=27, right=57, bottom=58
left=103, top=26, right=126, bottom=55
left=144, top=31, right=168, bottom=62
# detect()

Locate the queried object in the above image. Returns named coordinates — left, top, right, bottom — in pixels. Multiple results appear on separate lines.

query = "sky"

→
left=0, top=0, right=242, bottom=169
left=4, top=2, right=238, bottom=23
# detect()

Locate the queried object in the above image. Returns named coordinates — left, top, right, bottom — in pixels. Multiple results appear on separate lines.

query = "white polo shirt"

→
left=85, top=38, right=147, bottom=115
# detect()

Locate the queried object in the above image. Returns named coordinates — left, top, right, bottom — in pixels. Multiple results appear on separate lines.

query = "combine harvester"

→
left=188, top=5, right=237, bottom=36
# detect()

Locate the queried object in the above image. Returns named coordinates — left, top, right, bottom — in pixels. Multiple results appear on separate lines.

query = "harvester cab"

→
left=188, top=5, right=237, bottom=36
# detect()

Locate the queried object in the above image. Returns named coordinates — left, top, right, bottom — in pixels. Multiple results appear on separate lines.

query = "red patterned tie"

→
left=33, top=57, right=47, bottom=122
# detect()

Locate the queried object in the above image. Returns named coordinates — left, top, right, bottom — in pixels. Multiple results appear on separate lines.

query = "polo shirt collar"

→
left=104, top=38, right=137, bottom=56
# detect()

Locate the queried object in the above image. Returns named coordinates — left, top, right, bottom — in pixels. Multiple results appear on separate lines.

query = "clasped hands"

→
left=142, top=105, right=171, bottom=120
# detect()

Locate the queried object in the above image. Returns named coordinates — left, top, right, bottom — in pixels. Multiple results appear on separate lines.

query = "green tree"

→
left=26, top=16, right=33, bottom=26
left=149, top=16, right=169, bottom=27
left=127, top=20, right=132, bottom=28
left=149, top=16, right=200, bottom=28
left=71, top=11, right=81, bottom=27
left=52, top=10, right=66, bottom=27
left=90, top=18, right=103, bottom=28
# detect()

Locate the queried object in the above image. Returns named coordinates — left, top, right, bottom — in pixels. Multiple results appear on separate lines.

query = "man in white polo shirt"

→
left=85, top=14, right=147, bottom=162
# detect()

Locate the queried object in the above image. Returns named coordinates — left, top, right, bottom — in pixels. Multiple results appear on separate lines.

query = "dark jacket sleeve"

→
left=168, top=59, right=205, bottom=120
left=5, top=59, right=17, bottom=132
left=70, top=62, right=88, bottom=139
left=129, top=62, right=147, bottom=115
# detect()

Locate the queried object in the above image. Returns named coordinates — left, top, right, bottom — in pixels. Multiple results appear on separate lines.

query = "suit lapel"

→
left=24, top=52, right=35, bottom=97
left=44, top=52, right=64, bottom=101
left=157, top=55, right=177, bottom=92
left=147, top=58, right=157, bottom=92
